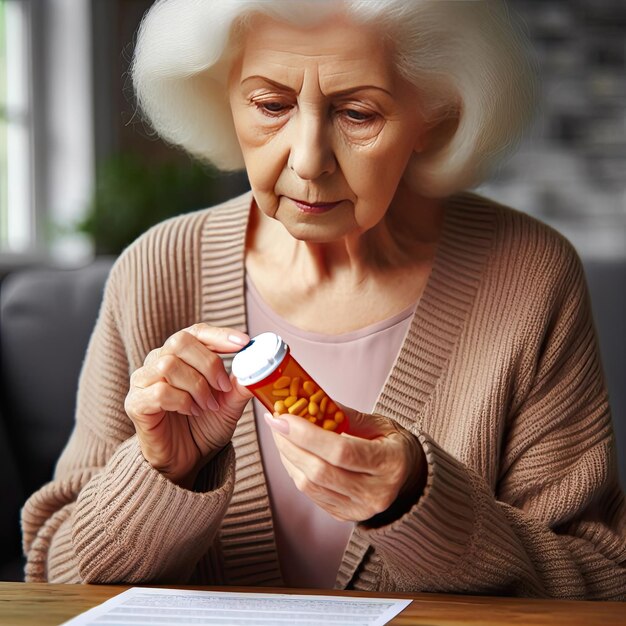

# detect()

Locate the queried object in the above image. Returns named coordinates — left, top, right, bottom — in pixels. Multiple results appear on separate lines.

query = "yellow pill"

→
left=322, top=419, right=337, bottom=431
left=272, top=389, right=289, bottom=397
left=288, top=398, right=308, bottom=414
left=327, top=401, right=337, bottom=415
left=308, top=401, right=319, bottom=416
left=298, top=407, right=309, bottom=417
left=302, top=380, right=317, bottom=397
left=319, top=396, right=328, bottom=416
left=289, top=377, right=301, bottom=397
left=334, top=411, right=345, bottom=424
left=308, top=416, right=317, bottom=423
left=284, top=395, right=298, bottom=408
left=274, top=400, right=286, bottom=413
left=273, top=376, right=291, bottom=389
left=311, top=389, right=325, bottom=404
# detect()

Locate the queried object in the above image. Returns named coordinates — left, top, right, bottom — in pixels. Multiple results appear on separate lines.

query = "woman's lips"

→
left=290, top=198, right=341, bottom=214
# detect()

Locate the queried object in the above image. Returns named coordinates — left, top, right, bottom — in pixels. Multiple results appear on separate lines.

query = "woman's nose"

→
left=287, top=112, right=336, bottom=180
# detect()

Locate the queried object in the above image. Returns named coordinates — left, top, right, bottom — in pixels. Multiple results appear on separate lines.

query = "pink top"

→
left=245, top=274, right=417, bottom=588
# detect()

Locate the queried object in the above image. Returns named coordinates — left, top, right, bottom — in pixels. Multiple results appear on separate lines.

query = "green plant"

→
left=78, top=153, right=224, bottom=255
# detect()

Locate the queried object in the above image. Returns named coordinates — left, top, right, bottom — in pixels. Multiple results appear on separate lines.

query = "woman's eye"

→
left=335, top=106, right=384, bottom=139
left=255, top=101, right=291, bottom=116
left=338, top=108, right=377, bottom=124
left=347, top=110, right=368, bottom=120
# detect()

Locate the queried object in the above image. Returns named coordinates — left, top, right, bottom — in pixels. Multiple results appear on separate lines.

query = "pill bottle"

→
left=231, top=332, right=349, bottom=434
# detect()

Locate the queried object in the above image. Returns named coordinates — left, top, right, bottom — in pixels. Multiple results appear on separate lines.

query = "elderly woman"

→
left=23, top=0, right=625, bottom=598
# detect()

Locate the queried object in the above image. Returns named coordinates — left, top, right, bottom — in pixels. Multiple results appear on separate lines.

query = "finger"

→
left=271, top=427, right=362, bottom=500
left=143, top=348, right=161, bottom=367
left=183, top=324, right=249, bottom=353
left=153, top=354, right=220, bottom=412
left=266, top=412, right=386, bottom=474
left=160, top=331, right=235, bottom=394
left=328, top=402, right=400, bottom=441
left=270, top=418, right=397, bottom=520
left=275, top=428, right=404, bottom=521
left=217, top=373, right=254, bottom=416
left=278, top=446, right=354, bottom=519
left=131, top=356, right=220, bottom=411
left=230, top=375, right=254, bottom=400
left=130, top=363, right=164, bottom=389
left=126, top=381, right=201, bottom=421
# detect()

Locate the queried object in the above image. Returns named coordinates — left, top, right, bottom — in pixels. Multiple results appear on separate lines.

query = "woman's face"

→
left=228, top=15, right=429, bottom=243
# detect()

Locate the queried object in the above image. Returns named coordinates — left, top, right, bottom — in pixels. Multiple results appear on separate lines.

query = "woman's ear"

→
left=414, top=107, right=460, bottom=155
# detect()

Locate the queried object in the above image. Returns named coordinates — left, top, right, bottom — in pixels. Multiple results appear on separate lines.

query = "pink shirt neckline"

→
left=245, top=274, right=418, bottom=343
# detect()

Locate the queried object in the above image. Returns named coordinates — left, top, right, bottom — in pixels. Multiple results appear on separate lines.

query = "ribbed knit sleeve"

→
left=21, top=207, right=237, bottom=583
left=356, top=223, right=626, bottom=600
left=71, top=438, right=234, bottom=583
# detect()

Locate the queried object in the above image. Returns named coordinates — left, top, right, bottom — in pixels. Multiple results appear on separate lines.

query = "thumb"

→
left=336, top=404, right=395, bottom=440
left=218, top=375, right=254, bottom=417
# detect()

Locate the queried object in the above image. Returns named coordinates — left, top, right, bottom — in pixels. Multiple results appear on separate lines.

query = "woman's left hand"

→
left=264, top=408, right=426, bottom=523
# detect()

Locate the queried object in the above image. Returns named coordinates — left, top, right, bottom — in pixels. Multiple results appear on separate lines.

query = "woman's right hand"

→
left=124, top=324, right=253, bottom=488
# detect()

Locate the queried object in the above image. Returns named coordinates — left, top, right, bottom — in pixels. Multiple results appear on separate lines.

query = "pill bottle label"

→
left=232, top=332, right=348, bottom=434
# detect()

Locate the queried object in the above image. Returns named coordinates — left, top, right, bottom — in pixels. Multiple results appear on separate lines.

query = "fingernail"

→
left=191, top=405, right=202, bottom=417
left=217, top=372, right=232, bottom=393
left=228, top=334, right=248, bottom=346
left=207, top=395, right=220, bottom=411
left=264, top=412, right=289, bottom=434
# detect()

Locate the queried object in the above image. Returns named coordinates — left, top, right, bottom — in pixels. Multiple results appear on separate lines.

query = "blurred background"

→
left=0, top=0, right=249, bottom=265
left=0, top=0, right=624, bottom=582
left=0, top=0, right=624, bottom=262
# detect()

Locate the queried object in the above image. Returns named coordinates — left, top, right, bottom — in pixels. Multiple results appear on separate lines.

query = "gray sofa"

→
left=0, top=255, right=624, bottom=581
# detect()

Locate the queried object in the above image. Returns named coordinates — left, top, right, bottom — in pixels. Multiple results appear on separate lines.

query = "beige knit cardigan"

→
left=22, top=191, right=626, bottom=599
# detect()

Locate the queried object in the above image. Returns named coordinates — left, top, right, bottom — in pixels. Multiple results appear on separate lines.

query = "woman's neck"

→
left=244, top=190, right=445, bottom=333
left=246, top=189, right=445, bottom=293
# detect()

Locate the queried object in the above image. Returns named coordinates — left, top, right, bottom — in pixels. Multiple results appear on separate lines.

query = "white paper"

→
left=61, top=587, right=412, bottom=626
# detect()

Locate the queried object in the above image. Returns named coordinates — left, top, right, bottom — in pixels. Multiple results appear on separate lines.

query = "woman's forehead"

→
left=235, top=14, right=399, bottom=94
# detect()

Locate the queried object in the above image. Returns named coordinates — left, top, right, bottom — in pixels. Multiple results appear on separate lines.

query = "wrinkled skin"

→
left=265, top=409, right=425, bottom=523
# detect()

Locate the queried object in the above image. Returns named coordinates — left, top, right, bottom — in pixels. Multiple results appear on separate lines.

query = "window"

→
left=0, top=0, right=95, bottom=262
left=0, top=0, right=35, bottom=253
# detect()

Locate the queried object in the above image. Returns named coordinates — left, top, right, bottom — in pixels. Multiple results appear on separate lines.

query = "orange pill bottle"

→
left=231, top=332, right=349, bottom=434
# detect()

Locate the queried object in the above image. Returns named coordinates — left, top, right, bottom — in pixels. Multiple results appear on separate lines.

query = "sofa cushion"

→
left=0, top=257, right=114, bottom=500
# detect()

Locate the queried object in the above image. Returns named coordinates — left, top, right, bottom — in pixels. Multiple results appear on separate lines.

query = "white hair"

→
left=132, top=0, right=538, bottom=197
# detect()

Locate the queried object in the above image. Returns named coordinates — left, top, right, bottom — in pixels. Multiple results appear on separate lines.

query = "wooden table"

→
left=0, top=582, right=624, bottom=625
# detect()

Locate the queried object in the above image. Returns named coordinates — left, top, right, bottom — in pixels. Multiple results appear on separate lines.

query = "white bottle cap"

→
left=231, top=332, right=288, bottom=386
